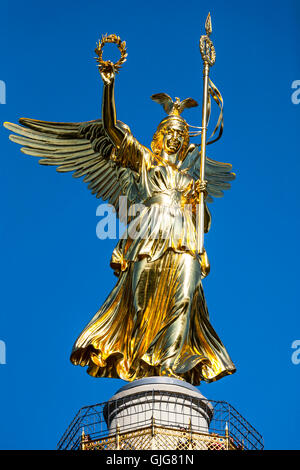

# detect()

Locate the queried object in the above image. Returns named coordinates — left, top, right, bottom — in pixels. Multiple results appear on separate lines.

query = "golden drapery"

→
left=71, top=250, right=235, bottom=385
left=70, top=132, right=236, bottom=385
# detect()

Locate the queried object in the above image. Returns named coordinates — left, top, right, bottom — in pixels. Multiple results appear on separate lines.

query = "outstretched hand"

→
left=100, top=63, right=115, bottom=86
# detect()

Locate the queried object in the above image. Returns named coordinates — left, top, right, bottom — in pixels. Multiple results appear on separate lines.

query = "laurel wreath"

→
left=95, top=34, right=127, bottom=73
left=199, top=35, right=216, bottom=67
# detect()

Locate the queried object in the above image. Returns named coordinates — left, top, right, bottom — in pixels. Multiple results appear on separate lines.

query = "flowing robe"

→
left=70, top=132, right=236, bottom=385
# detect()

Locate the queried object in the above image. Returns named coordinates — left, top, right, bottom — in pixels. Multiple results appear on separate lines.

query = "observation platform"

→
left=57, top=377, right=263, bottom=451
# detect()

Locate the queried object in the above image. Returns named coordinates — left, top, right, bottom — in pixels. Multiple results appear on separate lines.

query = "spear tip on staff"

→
left=205, top=12, right=212, bottom=36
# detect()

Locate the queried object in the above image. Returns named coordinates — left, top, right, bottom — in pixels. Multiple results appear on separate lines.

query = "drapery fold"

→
left=71, top=250, right=236, bottom=385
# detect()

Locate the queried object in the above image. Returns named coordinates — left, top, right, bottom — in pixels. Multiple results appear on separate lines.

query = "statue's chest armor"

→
left=149, top=165, right=192, bottom=192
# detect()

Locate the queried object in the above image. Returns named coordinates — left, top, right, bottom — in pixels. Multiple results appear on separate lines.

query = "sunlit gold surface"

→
left=71, top=250, right=235, bottom=383
left=95, top=34, right=127, bottom=74
left=4, top=19, right=236, bottom=385
left=80, top=425, right=238, bottom=451
left=198, top=12, right=216, bottom=254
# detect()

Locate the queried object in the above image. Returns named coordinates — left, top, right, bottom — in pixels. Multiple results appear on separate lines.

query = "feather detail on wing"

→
left=180, top=145, right=235, bottom=203
left=178, top=98, right=198, bottom=114
left=4, top=118, right=140, bottom=221
left=150, top=93, right=174, bottom=114
left=151, top=93, right=198, bottom=116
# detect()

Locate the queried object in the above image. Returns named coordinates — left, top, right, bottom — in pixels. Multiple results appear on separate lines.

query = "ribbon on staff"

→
left=206, top=78, right=223, bottom=145
left=188, top=79, right=223, bottom=144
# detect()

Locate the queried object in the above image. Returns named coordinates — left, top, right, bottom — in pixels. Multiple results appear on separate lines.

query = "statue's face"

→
left=162, top=125, right=185, bottom=155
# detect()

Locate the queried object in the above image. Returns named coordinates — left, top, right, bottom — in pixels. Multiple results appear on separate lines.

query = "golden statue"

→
left=4, top=19, right=236, bottom=385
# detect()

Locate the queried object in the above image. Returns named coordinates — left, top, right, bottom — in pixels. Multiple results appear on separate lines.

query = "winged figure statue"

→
left=4, top=59, right=236, bottom=385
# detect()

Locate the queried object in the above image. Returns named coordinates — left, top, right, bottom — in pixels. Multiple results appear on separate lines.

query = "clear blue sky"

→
left=0, top=0, right=299, bottom=451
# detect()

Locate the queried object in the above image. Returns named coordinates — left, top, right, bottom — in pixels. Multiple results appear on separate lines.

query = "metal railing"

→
left=57, top=391, right=263, bottom=451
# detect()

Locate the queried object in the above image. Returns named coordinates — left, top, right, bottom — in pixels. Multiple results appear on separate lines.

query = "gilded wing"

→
left=4, top=118, right=141, bottom=220
left=181, top=145, right=235, bottom=203
left=178, top=98, right=198, bottom=114
left=150, top=93, right=174, bottom=114
left=151, top=93, right=198, bottom=116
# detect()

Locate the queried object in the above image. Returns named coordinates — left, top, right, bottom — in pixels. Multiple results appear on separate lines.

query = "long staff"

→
left=198, top=13, right=216, bottom=254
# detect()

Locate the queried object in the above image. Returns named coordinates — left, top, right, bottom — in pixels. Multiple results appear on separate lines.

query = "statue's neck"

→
left=160, top=150, right=177, bottom=165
